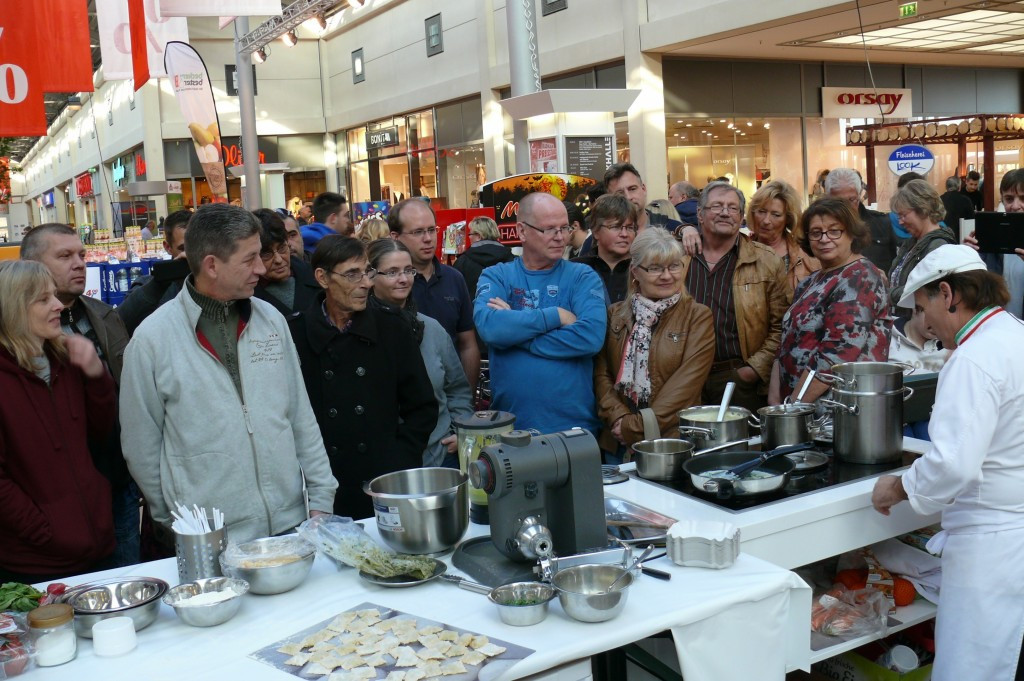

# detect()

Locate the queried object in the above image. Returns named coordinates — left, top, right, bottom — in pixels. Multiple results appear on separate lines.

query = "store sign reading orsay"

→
left=366, top=126, right=400, bottom=151
left=822, top=87, right=912, bottom=118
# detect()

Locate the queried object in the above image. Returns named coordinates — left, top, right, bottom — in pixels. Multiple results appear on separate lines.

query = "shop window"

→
left=541, top=0, right=567, bottom=16
left=425, top=14, right=443, bottom=57
left=352, top=48, right=365, bottom=84
left=438, top=144, right=485, bottom=209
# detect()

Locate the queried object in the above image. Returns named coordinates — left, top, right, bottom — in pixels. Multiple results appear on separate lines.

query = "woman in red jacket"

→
left=0, top=261, right=117, bottom=582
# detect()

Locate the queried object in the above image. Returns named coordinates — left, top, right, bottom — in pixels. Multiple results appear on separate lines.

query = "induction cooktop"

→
left=632, top=448, right=919, bottom=513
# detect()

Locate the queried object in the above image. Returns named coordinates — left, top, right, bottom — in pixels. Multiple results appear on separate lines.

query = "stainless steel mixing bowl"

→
left=219, top=536, right=316, bottom=595
left=551, top=564, right=633, bottom=623
left=364, top=467, right=469, bottom=554
left=163, top=577, right=248, bottom=627
left=64, top=577, right=168, bottom=637
left=487, top=582, right=556, bottom=626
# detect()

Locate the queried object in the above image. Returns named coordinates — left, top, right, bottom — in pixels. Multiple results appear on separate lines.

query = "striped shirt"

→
left=686, top=242, right=741, bottom=361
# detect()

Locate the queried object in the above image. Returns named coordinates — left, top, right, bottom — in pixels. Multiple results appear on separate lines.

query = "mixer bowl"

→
left=365, top=467, right=469, bottom=554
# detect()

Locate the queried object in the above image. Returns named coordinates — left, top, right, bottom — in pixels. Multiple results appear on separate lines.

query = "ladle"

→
left=604, top=544, right=654, bottom=593
left=717, top=382, right=736, bottom=422
left=793, top=369, right=816, bottom=405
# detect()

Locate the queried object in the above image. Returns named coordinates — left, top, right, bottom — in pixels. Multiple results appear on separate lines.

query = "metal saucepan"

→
left=632, top=438, right=752, bottom=481
left=750, top=403, right=819, bottom=450
left=682, top=444, right=806, bottom=499
left=678, top=405, right=752, bottom=449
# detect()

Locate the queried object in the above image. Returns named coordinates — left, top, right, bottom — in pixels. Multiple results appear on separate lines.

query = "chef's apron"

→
left=931, top=527, right=1024, bottom=681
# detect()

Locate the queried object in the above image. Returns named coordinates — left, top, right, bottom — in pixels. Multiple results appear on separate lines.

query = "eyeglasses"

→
left=377, top=267, right=417, bottom=280
left=328, top=267, right=377, bottom=283
left=704, top=204, right=742, bottom=216
left=807, top=228, right=845, bottom=241
left=260, top=243, right=290, bottom=261
left=635, top=262, right=683, bottom=276
left=521, top=220, right=572, bottom=237
left=404, top=226, right=437, bottom=238
left=601, top=222, right=637, bottom=234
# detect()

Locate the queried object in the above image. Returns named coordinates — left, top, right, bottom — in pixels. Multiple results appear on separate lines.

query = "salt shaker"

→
left=28, top=603, right=77, bottom=667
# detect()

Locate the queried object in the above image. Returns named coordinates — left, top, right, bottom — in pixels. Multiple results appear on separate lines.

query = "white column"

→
left=478, top=0, right=506, bottom=181
left=623, top=0, right=668, bottom=196
left=140, top=80, right=168, bottom=218
left=263, top=171, right=287, bottom=210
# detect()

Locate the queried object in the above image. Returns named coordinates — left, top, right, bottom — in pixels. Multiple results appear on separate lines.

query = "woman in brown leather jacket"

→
left=594, top=228, right=715, bottom=461
left=748, top=180, right=820, bottom=296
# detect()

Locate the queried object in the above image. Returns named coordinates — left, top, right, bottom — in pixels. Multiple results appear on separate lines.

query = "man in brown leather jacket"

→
left=681, top=182, right=788, bottom=412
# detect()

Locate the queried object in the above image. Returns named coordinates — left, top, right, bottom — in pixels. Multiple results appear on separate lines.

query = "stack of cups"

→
left=174, top=511, right=227, bottom=584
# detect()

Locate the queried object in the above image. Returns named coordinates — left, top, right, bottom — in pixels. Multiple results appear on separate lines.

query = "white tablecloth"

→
left=29, top=523, right=809, bottom=681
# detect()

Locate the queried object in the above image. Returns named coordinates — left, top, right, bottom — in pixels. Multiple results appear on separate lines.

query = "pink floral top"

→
left=777, top=258, right=892, bottom=400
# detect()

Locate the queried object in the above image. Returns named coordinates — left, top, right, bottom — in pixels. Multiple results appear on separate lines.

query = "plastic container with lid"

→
left=27, top=604, right=76, bottom=667
left=453, top=410, right=515, bottom=524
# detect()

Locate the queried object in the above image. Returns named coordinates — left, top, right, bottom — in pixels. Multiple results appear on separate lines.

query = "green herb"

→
left=507, top=598, right=539, bottom=607
left=0, top=583, right=43, bottom=612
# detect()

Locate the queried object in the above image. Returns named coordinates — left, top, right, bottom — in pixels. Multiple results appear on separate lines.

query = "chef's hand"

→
left=441, top=434, right=458, bottom=454
left=611, top=417, right=624, bottom=444
left=486, top=297, right=511, bottom=310
left=65, top=335, right=105, bottom=379
left=678, top=225, right=702, bottom=255
left=871, top=475, right=908, bottom=515
left=556, top=307, right=577, bottom=326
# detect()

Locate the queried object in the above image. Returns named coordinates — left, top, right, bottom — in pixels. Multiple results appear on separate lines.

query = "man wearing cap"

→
left=872, top=244, right=1024, bottom=681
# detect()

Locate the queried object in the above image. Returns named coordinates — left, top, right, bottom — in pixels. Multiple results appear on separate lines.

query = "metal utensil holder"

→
left=174, top=523, right=226, bottom=584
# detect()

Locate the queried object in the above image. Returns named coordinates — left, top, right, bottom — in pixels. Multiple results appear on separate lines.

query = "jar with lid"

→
left=28, top=604, right=77, bottom=667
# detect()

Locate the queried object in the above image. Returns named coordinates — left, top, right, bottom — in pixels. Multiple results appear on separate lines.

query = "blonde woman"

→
left=594, top=228, right=715, bottom=460
left=748, top=180, right=820, bottom=294
left=0, top=261, right=116, bottom=582
left=358, top=217, right=391, bottom=243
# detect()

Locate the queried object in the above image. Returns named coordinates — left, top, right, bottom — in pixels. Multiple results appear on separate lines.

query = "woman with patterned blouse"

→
left=769, top=198, right=892, bottom=404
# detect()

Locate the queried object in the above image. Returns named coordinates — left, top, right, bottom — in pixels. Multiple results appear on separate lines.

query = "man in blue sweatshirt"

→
left=474, top=192, right=607, bottom=434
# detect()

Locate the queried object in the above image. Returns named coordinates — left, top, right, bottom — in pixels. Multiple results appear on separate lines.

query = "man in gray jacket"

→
left=120, top=205, right=337, bottom=544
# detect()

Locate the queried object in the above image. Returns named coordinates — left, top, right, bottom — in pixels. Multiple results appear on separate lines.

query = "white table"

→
left=30, top=523, right=808, bottom=681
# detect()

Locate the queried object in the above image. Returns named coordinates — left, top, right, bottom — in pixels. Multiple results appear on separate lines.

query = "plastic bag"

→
left=0, top=613, right=33, bottom=679
left=296, top=515, right=436, bottom=579
left=219, top=535, right=316, bottom=571
left=811, top=585, right=889, bottom=639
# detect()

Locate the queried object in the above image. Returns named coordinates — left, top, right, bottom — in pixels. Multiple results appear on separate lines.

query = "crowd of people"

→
left=1, top=164, right=1021, bottom=589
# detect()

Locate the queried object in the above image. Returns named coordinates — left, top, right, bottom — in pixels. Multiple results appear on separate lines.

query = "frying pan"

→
left=682, top=443, right=809, bottom=499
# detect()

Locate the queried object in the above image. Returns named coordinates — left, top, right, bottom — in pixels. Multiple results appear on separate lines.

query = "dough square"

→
left=384, top=672, right=407, bottom=681
left=460, top=651, right=486, bottom=666
left=440, top=659, right=467, bottom=676
left=283, top=652, right=311, bottom=666
left=417, top=647, right=446, bottom=661
left=469, top=635, right=489, bottom=649
left=437, top=629, right=458, bottom=642
left=306, top=661, right=334, bottom=676
left=456, top=633, right=474, bottom=648
left=278, top=642, right=305, bottom=655
left=327, top=612, right=358, bottom=632
left=477, top=642, right=507, bottom=657
left=417, top=624, right=442, bottom=635
left=393, top=646, right=420, bottom=667
left=404, top=671, right=426, bottom=681
left=420, top=660, right=443, bottom=677
left=444, top=644, right=468, bottom=658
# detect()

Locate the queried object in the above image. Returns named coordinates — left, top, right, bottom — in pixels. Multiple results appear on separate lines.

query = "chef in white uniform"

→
left=873, top=244, right=1024, bottom=681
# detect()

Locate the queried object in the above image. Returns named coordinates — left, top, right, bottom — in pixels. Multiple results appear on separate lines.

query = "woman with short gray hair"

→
left=889, top=179, right=957, bottom=311
left=594, top=228, right=715, bottom=460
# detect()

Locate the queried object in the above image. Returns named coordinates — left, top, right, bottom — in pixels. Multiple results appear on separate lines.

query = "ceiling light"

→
left=676, top=119, right=683, bottom=123
left=719, top=119, right=725, bottom=123
left=764, top=123, right=770, bottom=129
left=282, top=30, right=298, bottom=46
left=685, top=123, right=692, bottom=127
left=673, top=133, right=680, bottom=137
left=253, top=47, right=268, bottom=63
left=746, top=121, right=752, bottom=127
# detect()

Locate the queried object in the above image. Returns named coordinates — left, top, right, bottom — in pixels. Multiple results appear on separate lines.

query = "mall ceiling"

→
left=656, top=0, right=1024, bottom=67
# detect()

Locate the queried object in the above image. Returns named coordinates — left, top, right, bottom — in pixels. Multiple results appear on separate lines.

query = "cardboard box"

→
left=813, top=650, right=932, bottom=681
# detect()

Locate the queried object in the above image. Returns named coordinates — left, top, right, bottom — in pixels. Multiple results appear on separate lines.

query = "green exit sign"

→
left=899, top=1, right=918, bottom=18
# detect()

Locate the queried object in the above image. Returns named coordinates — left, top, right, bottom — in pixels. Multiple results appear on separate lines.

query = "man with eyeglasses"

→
left=825, top=167, right=900, bottom=273
left=474, top=192, right=607, bottom=434
left=287, top=235, right=437, bottom=520
left=121, top=204, right=338, bottom=544
left=252, top=209, right=321, bottom=316
left=571, top=194, right=638, bottom=303
left=389, top=199, right=480, bottom=389
left=681, top=181, right=788, bottom=412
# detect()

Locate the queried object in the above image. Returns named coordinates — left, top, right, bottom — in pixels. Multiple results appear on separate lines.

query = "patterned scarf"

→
left=615, top=292, right=680, bottom=408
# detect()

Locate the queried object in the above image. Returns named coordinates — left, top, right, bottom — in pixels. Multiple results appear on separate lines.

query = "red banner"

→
left=0, top=10, right=46, bottom=135
left=36, top=0, right=94, bottom=92
left=128, top=0, right=150, bottom=91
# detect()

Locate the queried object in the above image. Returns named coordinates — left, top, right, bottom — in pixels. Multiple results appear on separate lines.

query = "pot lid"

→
left=785, top=449, right=830, bottom=472
left=760, top=403, right=815, bottom=416
left=453, top=410, right=516, bottom=430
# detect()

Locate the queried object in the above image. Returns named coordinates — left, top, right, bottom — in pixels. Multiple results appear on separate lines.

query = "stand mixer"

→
left=468, top=428, right=607, bottom=562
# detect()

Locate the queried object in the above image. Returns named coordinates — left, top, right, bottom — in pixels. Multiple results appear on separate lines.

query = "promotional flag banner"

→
left=0, top=9, right=46, bottom=135
left=36, top=0, right=94, bottom=92
left=128, top=0, right=151, bottom=91
left=158, top=0, right=282, bottom=17
left=97, top=0, right=189, bottom=80
left=164, top=41, right=228, bottom=199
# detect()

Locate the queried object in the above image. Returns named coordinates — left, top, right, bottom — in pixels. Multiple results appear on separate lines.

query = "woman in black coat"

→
left=288, top=236, right=438, bottom=520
